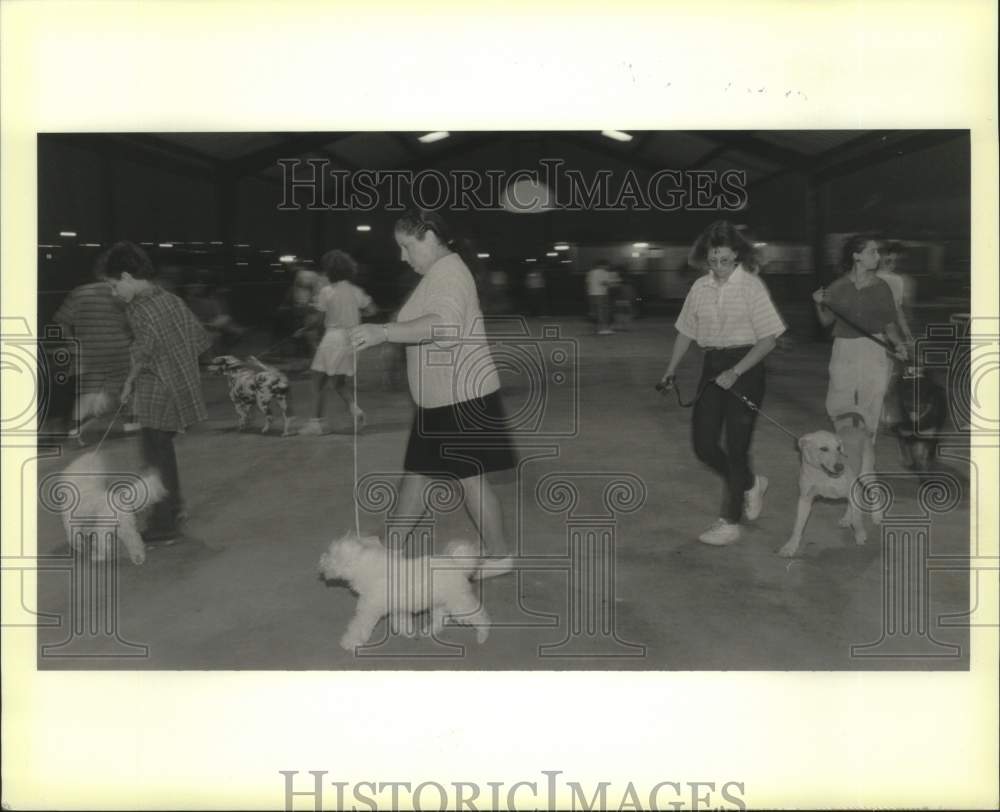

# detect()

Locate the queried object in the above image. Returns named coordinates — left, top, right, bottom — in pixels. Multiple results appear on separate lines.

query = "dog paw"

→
left=130, top=550, right=146, bottom=565
left=339, top=634, right=365, bottom=651
left=854, top=532, right=867, bottom=546
left=778, top=541, right=798, bottom=558
left=837, top=512, right=852, bottom=528
left=476, top=626, right=490, bottom=644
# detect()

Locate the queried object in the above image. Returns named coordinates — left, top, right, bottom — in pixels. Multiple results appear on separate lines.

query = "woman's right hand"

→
left=812, top=288, right=828, bottom=305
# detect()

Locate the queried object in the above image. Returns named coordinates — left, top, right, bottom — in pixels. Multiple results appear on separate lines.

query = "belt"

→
left=703, top=344, right=753, bottom=352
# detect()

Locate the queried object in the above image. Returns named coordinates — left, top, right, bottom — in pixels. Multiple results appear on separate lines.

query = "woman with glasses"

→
left=659, top=221, right=786, bottom=546
left=348, top=209, right=516, bottom=579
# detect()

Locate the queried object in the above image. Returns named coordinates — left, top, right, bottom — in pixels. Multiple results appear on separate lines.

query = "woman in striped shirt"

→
left=53, top=250, right=134, bottom=440
left=660, top=221, right=786, bottom=546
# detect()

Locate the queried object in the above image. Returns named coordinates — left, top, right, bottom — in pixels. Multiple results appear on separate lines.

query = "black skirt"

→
left=404, top=389, right=517, bottom=479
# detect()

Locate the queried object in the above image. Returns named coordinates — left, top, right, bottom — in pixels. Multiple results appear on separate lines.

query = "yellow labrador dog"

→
left=779, top=415, right=882, bottom=558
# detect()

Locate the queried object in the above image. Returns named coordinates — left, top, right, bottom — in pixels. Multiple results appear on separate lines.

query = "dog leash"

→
left=656, top=377, right=800, bottom=442
left=92, top=399, right=129, bottom=454
left=820, top=300, right=900, bottom=355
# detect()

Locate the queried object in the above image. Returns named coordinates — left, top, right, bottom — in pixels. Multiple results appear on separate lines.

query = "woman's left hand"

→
left=715, top=368, right=739, bottom=390
left=348, top=323, right=385, bottom=350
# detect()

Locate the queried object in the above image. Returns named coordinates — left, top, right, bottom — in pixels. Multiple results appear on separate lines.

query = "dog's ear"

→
left=798, top=435, right=820, bottom=467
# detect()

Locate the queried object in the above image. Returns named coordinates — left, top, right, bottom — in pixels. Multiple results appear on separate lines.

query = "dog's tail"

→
left=443, top=539, right=480, bottom=577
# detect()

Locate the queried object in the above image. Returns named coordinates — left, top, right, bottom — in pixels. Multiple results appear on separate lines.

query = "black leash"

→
left=655, top=377, right=800, bottom=442
left=820, top=300, right=901, bottom=356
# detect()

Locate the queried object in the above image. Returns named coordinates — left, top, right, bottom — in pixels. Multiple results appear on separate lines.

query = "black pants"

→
left=140, top=428, right=181, bottom=533
left=692, top=346, right=765, bottom=524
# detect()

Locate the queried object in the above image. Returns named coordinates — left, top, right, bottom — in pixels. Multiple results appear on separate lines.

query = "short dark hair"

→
left=100, top=241, right=156, bottom=280
left=393, top=208, right=456, bottom=248
left=840, top=232, right=882, bottom=272
left=688, top=220, right=760, bottom=273
left=319, top=249, right=358, bottom=282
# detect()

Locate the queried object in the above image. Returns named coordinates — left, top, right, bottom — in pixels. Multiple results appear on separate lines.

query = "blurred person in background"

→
left=876, top=241, right=915, bottom=343
left=53, top=248, right=136, bottom=441
left=586, top=258, right=613, bottom=335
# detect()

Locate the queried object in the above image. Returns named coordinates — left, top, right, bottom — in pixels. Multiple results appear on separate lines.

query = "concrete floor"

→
left=36, top=314, right=971, bottom=669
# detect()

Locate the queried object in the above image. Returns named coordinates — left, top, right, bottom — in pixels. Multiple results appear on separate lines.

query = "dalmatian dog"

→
left=207, top=355, right=293, bottom=436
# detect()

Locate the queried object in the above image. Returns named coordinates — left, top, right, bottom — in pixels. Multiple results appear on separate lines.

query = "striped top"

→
left=52, top=282, right=132, bottom=396
left=675, top=266, right=786, bottom=348
left=397, top=252, right=500, bottom=409
left=125, top=286, right=212, bottom=431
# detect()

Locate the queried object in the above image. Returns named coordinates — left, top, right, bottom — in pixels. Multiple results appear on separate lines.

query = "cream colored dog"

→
left=54, top=451, right=167, bottom=565
left=318, top=533, right=491, bottom=650
left=779, top=419, right=882, bottom=558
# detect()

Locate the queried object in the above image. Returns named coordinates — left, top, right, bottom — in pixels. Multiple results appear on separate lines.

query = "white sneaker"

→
left=743, top=475, right=769, bottom=521
left=299, top=418, right=325, bottom=435
left=698, top=519, right=740, bottom=546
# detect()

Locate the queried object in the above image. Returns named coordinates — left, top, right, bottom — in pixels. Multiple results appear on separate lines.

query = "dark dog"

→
left=890, top=366, right=947, bottom=471
left=207, top=355, right=293, bottom=436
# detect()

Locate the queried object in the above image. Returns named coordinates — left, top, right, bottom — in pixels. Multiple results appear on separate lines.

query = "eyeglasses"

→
left=707, top=256, right=737, bottom=269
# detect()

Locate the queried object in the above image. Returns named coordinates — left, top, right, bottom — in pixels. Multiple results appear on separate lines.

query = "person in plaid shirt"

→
left=104, top=242, right=211, bottom=543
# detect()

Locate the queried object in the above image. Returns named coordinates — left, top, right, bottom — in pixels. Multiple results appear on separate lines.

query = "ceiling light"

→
left=235, top=243, right=250, bottom=248
left=59, top=231, right=77, bottom=238
left=632, top=242, right=649, bottom=249
left=554, top=244, right=570, bottom=251
left=80, top=243, right=101, bottom=247
left=753, top=241, right=768, bottom=248
left=546, top=252, right=558, bottom=257
left=601, top=130, right=633, bottom=142
left=632, top=252, right=640, bottom=258
left=525, top=258, right=537, bottom=263
left=477, top=253, right=490, bottom=259
left=418, top=131, right=450, bottom=144
left=356, top=225, right=372, bottom=232
left=210, top=241, right=224, bottom=245
left=279, top=255, right=297, bottom=263
left=236, top=261, right=249, bottom=266
left=158, top=243, right=173, bottom=248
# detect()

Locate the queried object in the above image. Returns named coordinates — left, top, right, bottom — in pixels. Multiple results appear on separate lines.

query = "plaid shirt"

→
left=126, top=286, right=211, bottom=431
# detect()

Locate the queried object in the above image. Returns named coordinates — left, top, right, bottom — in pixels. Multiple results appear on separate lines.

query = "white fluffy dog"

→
left=53, top=451, right=167, bottom=565
left=318, top=533, right=491, bottom=650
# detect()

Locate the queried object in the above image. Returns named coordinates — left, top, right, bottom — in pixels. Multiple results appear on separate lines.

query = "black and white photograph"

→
left=32, top=128, right=974, bottom=671
left=2, top=1, right=997, bottom=810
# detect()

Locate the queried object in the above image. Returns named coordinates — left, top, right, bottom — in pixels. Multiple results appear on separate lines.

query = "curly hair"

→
left=100, top=241, right=156, bottom=280
left=319, top=249, right=359, bottom=282
left=687, top=221, right=760, bottom=273
left=839, top=232, right=882, bottom=272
